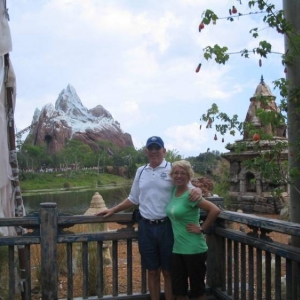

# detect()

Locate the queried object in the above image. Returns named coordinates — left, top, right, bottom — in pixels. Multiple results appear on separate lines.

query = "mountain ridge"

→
left=25, top=84, right=133, bottom=154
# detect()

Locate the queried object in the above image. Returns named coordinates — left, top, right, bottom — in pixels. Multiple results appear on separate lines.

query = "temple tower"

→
left=222, top=77, right=289, bottom=213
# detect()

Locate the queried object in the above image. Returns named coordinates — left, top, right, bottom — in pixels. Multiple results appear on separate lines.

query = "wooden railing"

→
left=1, top=203, right=300, bottom=300
left=0, top=202, right=147, bottom=300
left=206, top=211, right=300, bottom=300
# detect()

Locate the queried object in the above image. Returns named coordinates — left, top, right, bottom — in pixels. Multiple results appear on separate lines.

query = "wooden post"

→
left=205, top=197, right=225, bottom=289
left=40, top=203, right=58, bottom=300
left=206, top=221, right=226, bottom=289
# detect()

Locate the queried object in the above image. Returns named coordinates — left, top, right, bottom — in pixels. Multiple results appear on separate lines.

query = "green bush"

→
left=63, top=182, right=71, bottom=189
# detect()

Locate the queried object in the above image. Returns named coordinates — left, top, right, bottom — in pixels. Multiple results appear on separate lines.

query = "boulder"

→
left=191, top=177, right=214, bottom=197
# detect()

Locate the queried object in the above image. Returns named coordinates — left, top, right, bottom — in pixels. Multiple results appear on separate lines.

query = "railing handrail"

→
left=219, top=210, right=300, bottom=237
left=58, top=213, right=134, bottom=226
left=0, top=215, right=40, bottom=227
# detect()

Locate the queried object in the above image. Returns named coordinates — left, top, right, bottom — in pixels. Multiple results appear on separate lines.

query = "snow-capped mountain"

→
left=26, top=84, right=133, bottom=154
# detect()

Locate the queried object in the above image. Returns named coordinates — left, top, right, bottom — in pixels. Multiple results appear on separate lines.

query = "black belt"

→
left=142, top=217, right=169, bottom=224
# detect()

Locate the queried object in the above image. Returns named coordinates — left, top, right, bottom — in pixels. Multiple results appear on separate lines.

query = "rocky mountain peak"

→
left=26, top=84, right=133, bottom=154
left=55, top=84, right=88, bottom=121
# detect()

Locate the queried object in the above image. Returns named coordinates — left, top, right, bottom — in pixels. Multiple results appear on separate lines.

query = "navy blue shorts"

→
left=171, top=252, right=207, bottom=297
left=138, top=218, right=174, bottom=271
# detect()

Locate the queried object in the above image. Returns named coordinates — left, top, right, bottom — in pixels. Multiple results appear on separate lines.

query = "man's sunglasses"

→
left=147, top=145, right=162, bottom=150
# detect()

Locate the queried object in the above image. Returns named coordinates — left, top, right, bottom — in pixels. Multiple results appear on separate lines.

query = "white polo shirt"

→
left=128, top=159, right=173, bottom=220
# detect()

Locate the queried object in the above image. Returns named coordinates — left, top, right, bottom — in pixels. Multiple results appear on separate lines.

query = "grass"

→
left=19, top=170, right=132, bottom=192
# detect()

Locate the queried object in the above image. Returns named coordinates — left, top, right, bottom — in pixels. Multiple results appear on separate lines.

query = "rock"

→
left=105, top=166, right=128, bottom=177
left=279, top=205, right=290, bottom=221
left=191, top=177, right=214, bottom=197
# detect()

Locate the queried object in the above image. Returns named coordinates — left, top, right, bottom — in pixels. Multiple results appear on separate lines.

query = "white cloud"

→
left=8, top=0, right=284, bottom=157
left=165, top=123, right=208, bottom=157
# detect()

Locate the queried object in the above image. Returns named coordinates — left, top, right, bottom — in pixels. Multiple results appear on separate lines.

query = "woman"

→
left=166, top=160, right=221, bottom=300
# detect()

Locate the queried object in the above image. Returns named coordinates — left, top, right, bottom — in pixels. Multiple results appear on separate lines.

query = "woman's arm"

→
left=186, top=198, right=221, bottom=234
left=198, top=198, right=221, bottom=232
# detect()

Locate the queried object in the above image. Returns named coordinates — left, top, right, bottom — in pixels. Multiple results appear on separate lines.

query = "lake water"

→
left=23, top=186, right=131, bottom=215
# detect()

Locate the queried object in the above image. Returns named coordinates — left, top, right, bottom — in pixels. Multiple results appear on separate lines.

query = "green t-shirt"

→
left=166, top=188, right=208, bottom=254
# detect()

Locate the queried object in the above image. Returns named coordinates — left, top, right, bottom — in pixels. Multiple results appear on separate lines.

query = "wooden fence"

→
left=0, top=203, right=300, bottom=299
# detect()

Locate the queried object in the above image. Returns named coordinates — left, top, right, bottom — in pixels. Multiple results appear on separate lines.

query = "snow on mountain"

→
left=36, top=84, right=121, bottom=137
left=27, top=84, right=133, bottom=154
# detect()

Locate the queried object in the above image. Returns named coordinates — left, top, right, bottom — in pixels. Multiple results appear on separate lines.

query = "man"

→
left=97, top=136, right=202, bottom=300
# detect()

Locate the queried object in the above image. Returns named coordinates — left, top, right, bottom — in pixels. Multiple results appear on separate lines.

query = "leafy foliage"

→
left=198, top=0, right=300, bottom=197
left=187, top=151, right=222, bottom=176
left=165, top=149, right=182, bottom=162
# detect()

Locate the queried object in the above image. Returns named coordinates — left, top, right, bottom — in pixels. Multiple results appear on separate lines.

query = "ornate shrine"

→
left=223, top=77, right=289, bottom=214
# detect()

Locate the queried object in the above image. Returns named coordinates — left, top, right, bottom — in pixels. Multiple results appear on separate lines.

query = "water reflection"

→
left=23, top=187, right=131, bottom=215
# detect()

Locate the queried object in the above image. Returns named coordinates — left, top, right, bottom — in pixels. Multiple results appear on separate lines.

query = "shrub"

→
left=63, top=182, right=71, bottom=189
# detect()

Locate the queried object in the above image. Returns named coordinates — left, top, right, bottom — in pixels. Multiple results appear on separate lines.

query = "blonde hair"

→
left=170, top=160, right=194, bottom=180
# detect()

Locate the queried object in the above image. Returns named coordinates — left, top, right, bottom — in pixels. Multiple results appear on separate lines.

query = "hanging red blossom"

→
left=195, top=63, right=202, bottom=73
left=199, top=22, right=204, bottom=32
left=253, top=133, right=260, bottom=141
left=214, top=134, right=217, bottom=141
left=232, top=6, right=237, bottom=14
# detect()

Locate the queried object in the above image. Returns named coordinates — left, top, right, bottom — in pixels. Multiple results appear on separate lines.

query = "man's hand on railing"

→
left=95, top=198, right=134, bottom=218
left=95, top=208, right=115, bottom=218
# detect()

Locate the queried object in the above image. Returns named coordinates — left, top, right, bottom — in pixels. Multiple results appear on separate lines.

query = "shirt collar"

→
left=146, top=159, right=167, bottom=169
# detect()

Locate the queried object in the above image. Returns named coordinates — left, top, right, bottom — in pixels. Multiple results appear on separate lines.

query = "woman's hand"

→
left=186, top=223, right=202, bottom=234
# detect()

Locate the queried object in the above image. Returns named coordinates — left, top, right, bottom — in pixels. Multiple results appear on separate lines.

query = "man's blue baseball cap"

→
left=146, top=136, right=164, bottom=148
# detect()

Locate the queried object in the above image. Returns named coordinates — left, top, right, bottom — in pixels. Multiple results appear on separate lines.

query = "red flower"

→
left=253, top=133, right=260, bottom=141
left=195, top=63, right=202, bottom=73
left=199, top=22, right=204, bottom=32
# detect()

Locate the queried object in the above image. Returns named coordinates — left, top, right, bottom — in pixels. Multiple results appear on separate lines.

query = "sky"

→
left=7, top=0, right=284, bottom=158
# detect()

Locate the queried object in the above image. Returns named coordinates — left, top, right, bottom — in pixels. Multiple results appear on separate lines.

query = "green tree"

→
left=18, top=144, right=45, bottom=170
left=187, top=151, right=221, bottom=176
left=58, top=140, right=94, bottom=169
left=135, top=147, right=148, bottom=165
left=165, top=149, right=182, bottom=162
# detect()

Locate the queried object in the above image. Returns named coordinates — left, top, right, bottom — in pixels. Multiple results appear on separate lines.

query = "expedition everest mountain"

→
left=25, top=84, right=133, bottom=154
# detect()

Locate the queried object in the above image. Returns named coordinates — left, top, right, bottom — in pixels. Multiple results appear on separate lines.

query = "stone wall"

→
left=229, top=192, right=285, bottom=214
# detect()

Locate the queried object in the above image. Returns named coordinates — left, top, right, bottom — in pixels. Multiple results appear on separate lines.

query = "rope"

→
left=9, top=149, right=17, bottom=164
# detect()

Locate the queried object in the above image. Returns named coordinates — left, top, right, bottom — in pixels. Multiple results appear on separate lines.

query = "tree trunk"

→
left=284, top=0, right=300, bottom=297
left=284, top=0, right=300, bottom=241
